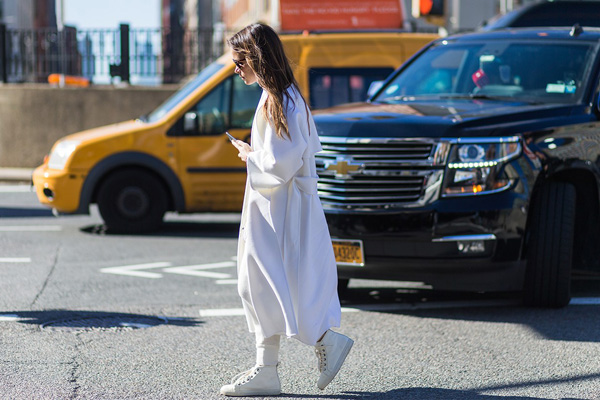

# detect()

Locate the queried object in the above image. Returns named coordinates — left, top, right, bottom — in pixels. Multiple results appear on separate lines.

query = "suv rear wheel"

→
left=97, top=169, right=168, bottom=233
left=524, top=181, right=576, bottom=308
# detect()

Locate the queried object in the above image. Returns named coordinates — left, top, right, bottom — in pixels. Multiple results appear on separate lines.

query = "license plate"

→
left=332, top=239, right=365, bottom=267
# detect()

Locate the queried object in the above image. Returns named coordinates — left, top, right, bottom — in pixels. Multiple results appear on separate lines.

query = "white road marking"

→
left=199, top=308, right=247, bottom=317
left=0, top=314, right=21, bottom=321
left=0, top=185, right=32, bottom=193
left=0, top=226, right=62, bottom=232
left=165, top=268, right=231, bottom=279
left=100, top=262, right=172, bottom=279
left=0, top=258, right=31, bottom=263
left=119, top=322, right=153, bottom=329
left=198, top=307, right=363, bottom=317
left=163, top=261, right=235, bottom=279
left=101, top=260, right=237, bottom=280
left=216, top=279, right=238, bottom=285
left=197, top=297, right=600, bottom=318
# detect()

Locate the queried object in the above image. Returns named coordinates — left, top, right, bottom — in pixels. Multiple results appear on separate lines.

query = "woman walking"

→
left=220, top=23, right=353, bottom=397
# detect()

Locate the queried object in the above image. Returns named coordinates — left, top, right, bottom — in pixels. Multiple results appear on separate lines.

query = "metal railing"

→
left=0, top=24, right=229, bottom=85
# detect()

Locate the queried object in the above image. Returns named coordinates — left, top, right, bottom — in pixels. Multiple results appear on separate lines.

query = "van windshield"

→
left=145, top=62, right=225, bottom=123
left=374, top=39, right=596, bottom=105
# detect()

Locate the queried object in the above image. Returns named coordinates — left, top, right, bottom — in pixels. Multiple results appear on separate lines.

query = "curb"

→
left=0, top=168, right=34, bottom=182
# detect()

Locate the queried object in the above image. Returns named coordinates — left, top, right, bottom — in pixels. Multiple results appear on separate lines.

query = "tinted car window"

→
left=190, top=77, right=232, bottom=135
left=309, top=68, right=394, bottom=109
left=178, top=76, right=262, bottom=136
left=146, top=62, right=224, bottom=122
left=375, top=40, right=595, bottom=105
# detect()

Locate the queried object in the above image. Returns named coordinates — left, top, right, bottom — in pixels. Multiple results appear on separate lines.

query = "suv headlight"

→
left=47, top=140, right=80, bottom=170
left=442, top=136, right=521, bottom=196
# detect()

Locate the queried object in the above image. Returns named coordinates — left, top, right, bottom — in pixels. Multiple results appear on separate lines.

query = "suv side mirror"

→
left=183, top=112, right=199, bottom=133
left=367, top=81, right=384, bottom=98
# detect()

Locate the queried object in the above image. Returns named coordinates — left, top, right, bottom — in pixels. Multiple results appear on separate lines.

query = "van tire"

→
left=523, top=181, right=576, bottom=308
left=97, top=169, right=168, bottom=233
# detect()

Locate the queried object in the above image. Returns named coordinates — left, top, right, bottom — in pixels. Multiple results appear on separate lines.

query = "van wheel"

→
left=523, top=182, right=576, bottom=308
left=96, top=169, right=168, bottom=233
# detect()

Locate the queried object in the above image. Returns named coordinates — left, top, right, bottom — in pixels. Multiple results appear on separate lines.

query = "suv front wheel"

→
left=524, top=181, right=576, bottom=308
left=96, top=169, right=168, bottom=233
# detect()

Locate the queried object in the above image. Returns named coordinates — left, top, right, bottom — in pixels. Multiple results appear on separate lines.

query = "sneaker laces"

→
left=314, top=344, right=327, bottom=372
left=231, top=367, right=259, bottom=385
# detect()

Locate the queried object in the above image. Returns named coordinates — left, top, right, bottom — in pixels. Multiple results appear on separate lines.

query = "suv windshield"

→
left=145, top=62, right=224, bottom=123
left=375, top=39, right=597, bottom=105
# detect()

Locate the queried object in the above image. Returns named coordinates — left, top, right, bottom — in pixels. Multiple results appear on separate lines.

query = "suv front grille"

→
left=318, top=141, right=434, bottom=161
left=316, top=137, right=446, bottom=211
left=318, top=175, right=426, bottom=203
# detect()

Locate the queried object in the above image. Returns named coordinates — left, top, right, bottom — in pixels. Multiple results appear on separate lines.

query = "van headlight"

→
left=47, top=140, right=80, bottom=170
left=442, top=137, right=521, bottom=196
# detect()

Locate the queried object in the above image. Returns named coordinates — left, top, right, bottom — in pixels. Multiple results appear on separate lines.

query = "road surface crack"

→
left=68, top=332, right=84, bottom=399
left=30, top=246, right=61, bottom=307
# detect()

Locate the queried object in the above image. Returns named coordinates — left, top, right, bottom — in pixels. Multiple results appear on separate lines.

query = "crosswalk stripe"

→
left=0, top=186, right=32, bottom=193
left=216, top=279, right=238, bottom=285
left=0, top=226, right=62, bottom=232
left=0, top=258, right=31, bottom=263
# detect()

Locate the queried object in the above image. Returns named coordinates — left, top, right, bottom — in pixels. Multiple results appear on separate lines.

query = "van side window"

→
left=231, top=76, right=262, bottom=129
left=309, top=68, right=394, bottom=109
left=188, top=78, right=232, bottom=136
left=174, top=76, right=262, bottom=136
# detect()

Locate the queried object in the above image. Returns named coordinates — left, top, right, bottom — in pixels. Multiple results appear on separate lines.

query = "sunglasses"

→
left=232, top=58, right=245, bottom=69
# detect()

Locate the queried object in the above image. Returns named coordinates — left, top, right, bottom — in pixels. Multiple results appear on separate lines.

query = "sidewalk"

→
left=0, top=168, right=34, bottom=183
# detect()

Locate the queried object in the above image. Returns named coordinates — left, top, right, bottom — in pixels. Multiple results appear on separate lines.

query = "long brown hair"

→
left=227, top=23, right=307, bottom=139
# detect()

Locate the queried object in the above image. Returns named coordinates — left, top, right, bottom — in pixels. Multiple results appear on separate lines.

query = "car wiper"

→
left=440, top=94, right=544, bottom=105
left=376, top=95, right=440, bottom=103
left=440, top=94, right=499, bottom=100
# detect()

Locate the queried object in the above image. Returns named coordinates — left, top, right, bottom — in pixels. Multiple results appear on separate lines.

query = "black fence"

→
left=0, top=24, right=229, bottom=85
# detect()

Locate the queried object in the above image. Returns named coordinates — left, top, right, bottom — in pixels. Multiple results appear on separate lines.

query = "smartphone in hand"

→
left=225, top=132, right=236, bottom=142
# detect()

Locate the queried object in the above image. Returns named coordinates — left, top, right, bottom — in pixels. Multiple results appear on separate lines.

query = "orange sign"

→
left=280, top=0, right=404, bottom=31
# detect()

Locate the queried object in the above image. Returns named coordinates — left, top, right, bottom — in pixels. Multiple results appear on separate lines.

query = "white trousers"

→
left=256, top=333, right=280, bottom=366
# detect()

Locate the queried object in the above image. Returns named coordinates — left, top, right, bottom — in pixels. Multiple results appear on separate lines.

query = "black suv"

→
left=482, top=1, right=600, bottom=31
left=313, top=26, right=600, bottom=307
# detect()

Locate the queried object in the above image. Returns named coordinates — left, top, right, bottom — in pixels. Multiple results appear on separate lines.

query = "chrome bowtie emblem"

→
left=324, top=158, right=362, bottom=177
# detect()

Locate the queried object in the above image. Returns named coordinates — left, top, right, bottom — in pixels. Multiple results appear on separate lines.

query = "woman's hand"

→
left=231, top=139, right=253, bottom=162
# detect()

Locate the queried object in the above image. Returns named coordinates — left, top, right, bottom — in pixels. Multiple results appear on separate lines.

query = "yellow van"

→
left=32, top=31, right=438, bottom=232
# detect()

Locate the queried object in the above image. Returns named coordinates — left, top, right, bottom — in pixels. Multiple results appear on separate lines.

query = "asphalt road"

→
left=1, top=183, right=600, bottom=399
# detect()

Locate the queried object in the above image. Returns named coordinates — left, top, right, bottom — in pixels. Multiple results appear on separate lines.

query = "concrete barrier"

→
left=0, top=84, right=179, bottom=168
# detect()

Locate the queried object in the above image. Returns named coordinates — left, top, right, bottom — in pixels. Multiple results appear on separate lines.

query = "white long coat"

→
left=237, top=87, right=341, bottom=346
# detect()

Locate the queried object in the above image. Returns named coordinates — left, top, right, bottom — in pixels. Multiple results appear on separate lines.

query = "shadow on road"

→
left=2, top=310, right=203, bottom=331
left=278, top=371, right=600, bottom=398
left=0, top=207, right=54, bottom=217
left=339, top=281, right=600, bottom=343
left=401, top=303, right=600, bottom=343
left=80, top=221, right=240, bottom=238
left=279, top=385, right=591, bottom=399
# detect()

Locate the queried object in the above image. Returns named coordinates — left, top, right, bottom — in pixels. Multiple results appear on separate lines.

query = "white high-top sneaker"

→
left=220, top=364, right=281, bottom=397
left=314, top=330, right=354, bottom=390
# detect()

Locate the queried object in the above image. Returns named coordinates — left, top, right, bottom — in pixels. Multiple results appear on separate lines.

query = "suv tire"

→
left=97, top=169, right=168, bottom=233
left=337, top=278, right=350, bottom=298
left=524, top=181, right=576, bottom=308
